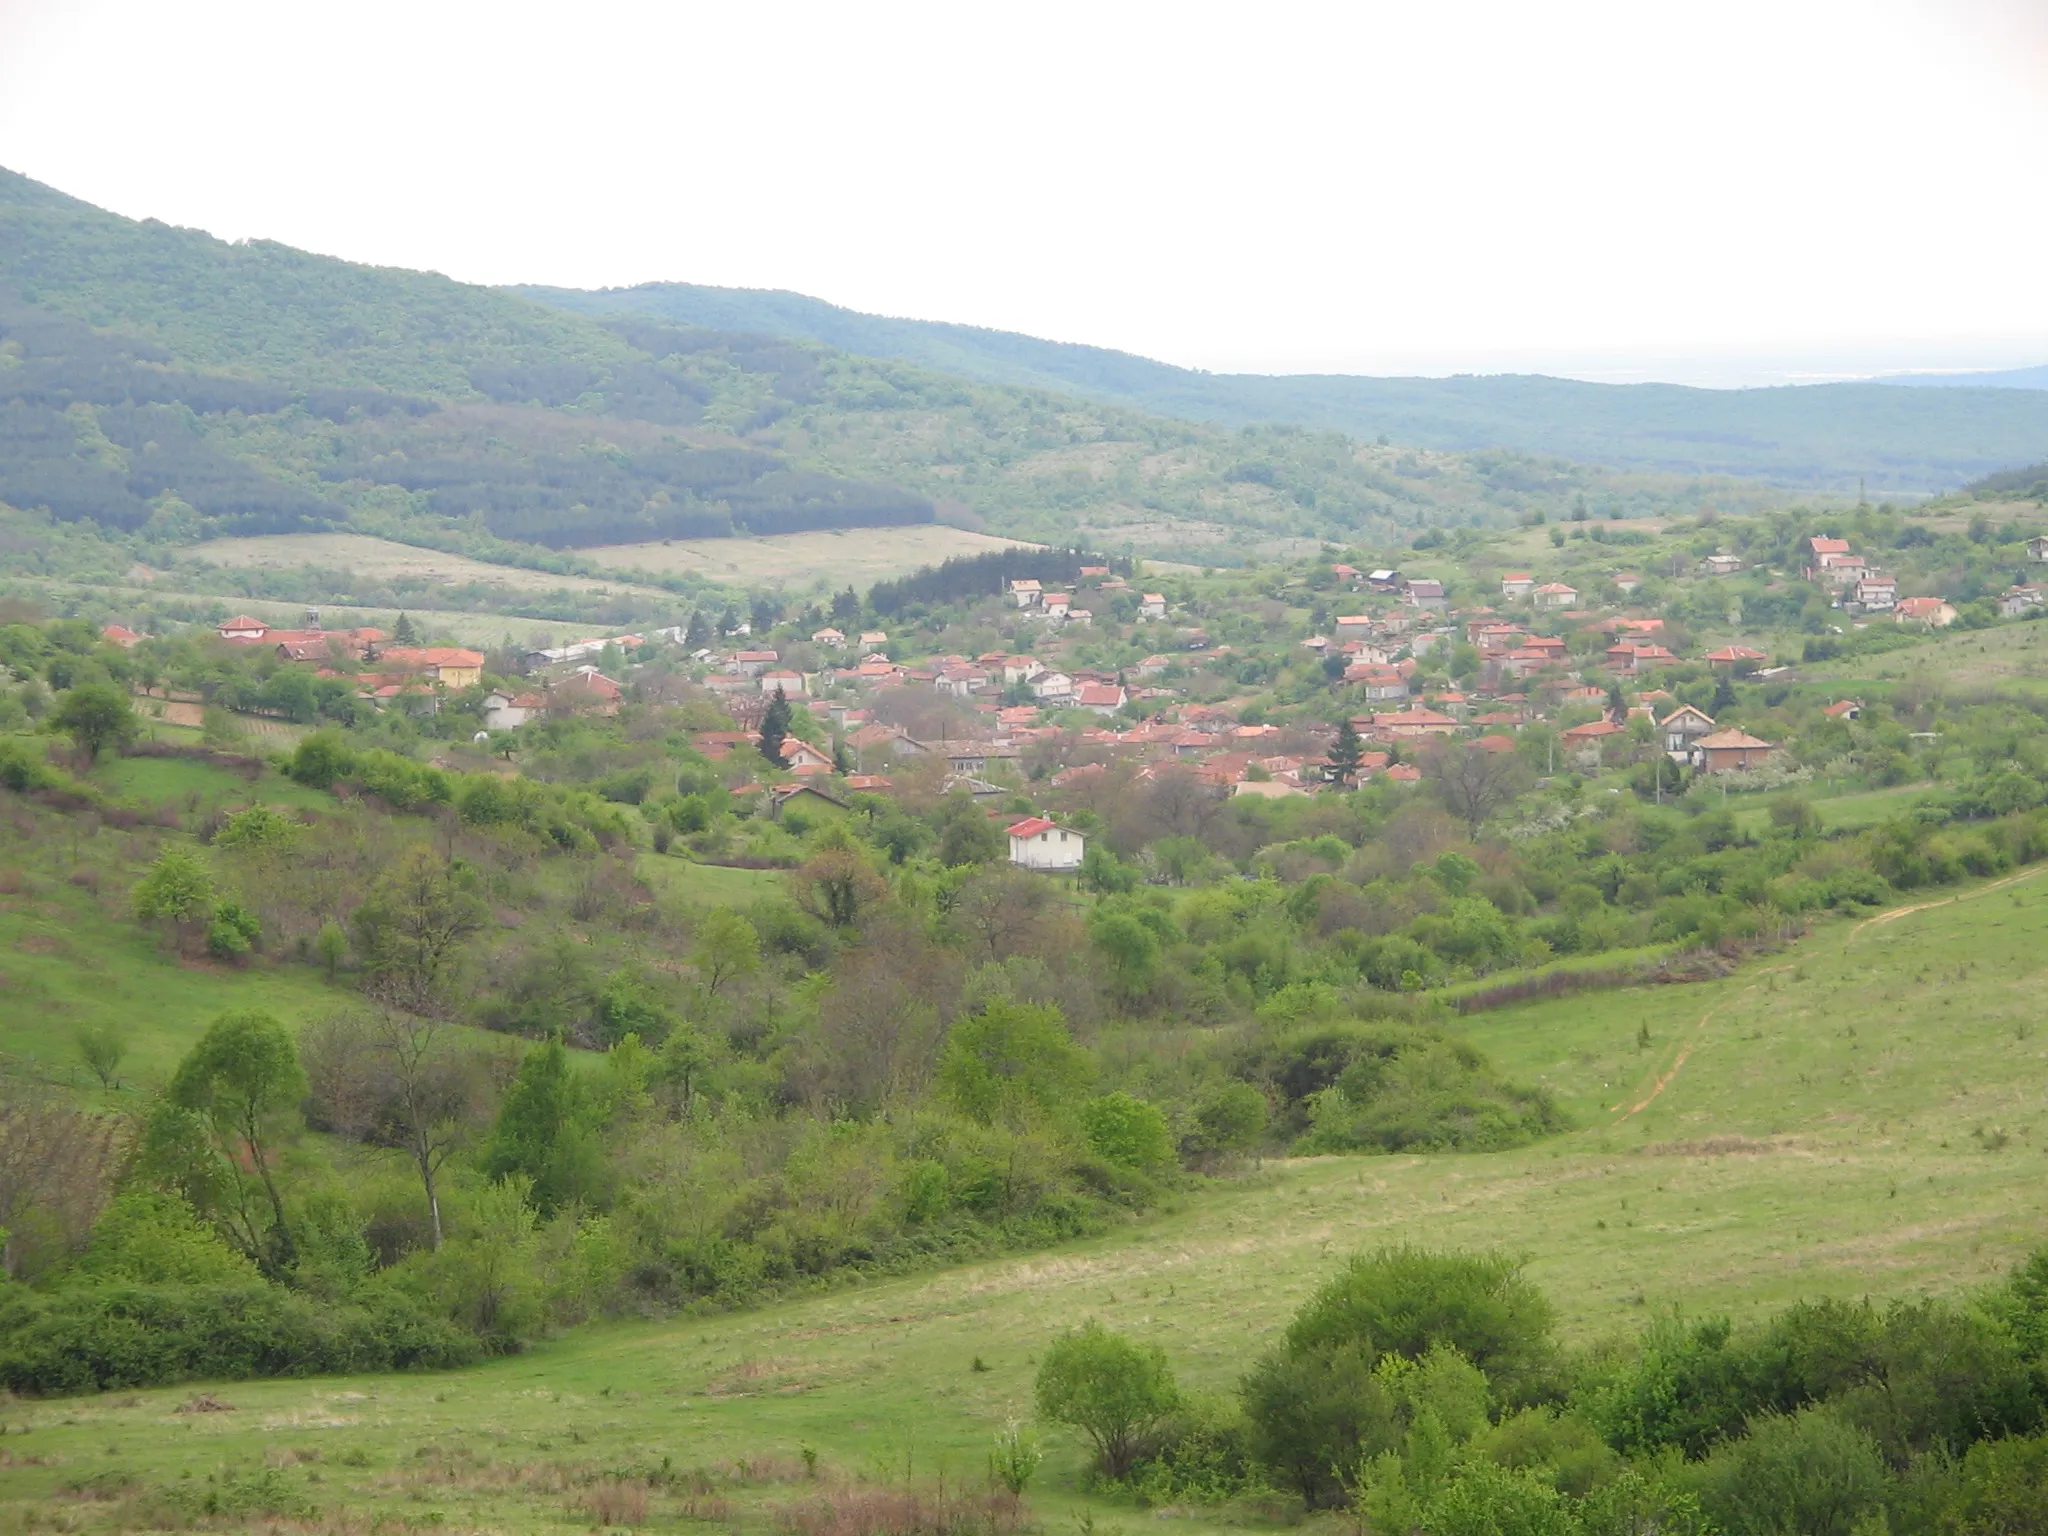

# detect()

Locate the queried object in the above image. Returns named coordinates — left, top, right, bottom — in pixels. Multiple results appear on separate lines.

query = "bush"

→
left=1692, top=1406, right=1887, bottom=1536
left=1241, top=1340, right=1395, bottom=1506
left=1283, top=1247, right=1558, bottom=1404
left=1035, top=1319, right=1180, bottom=1478
left=1080, top=1093, right=1174, bottom=1171
left=0, top=1283, right=478, bottom=1394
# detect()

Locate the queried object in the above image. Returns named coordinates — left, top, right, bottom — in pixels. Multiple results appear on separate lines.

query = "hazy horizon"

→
left=5, top=0, right=2046, bottom=390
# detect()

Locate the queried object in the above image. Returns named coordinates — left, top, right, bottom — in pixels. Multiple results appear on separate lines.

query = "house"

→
left=482, top=689, right=548, bottom=730
left=1998, top=585, right=2047, bottom=618
left=1605, top=642, right=1674, bottom=675
left=1346, top=664, right=1409, bottom=702
left=1561, top=718, right=1625, bottom=763
left=1613, top=572, right=1642, bottom=595
left=1500, top=572, right=1535, bottom=599
left=1010, top=579, right=1043, bottom=608
left=1031, top=671, right=1075, bottom=703
left=1700, top=554, right=1744, bottom=576
left=1803, top=535, right=1852, bottom=579
left=1139, top=593, right=1168, bottom=620
left=550, top=669, right=622, bottom=716
left=768, top=784, right=851, bottom=823
left=1074, top=682, right=1128, bottom=715
left=1041, top=593, right=1072, bottom=621
left=1823, top=700, right=1863, bottom=721
left=1064, top=608, right=1094, bottom=627
left=1852, top=574, right=1899, bottom=611
left=760, top=669, right=808, bottom=696
left=1404, top=579, right=1447, bottom=610
left=2029, top=537, right=2048, bottom=563
left=843, top=774, right=895, bottom=792
left=1532, top=582, right=1578, bottom=610
left=1818, top=554, right=1867, bottom=589
left=779, top=739, right=835, bottom=772
left=1704, top=645, right=1768, bottom=672
left=811, top=627, right=847, bottom=648
left=378, top=647, right=485, bottom=688
left=218, top=615, right=270, bottom=641
left=1007, top=816, right=1086, bottom=872
left=1131, top=654, right=1173, bottom=679
left=934, top=665, right=988, bottom=698
left=1367, top=569, right=1404, bottom=593
left=1659, top=705, right=1716, bottom=758
left=859, top=631, right=889, bottom=648
left=1077, top=565, right=1110, bottom=580
left=1367, top=708, right=1458, bottom=740
left=1895, top=597, right=1958, bottom=628
left=1470, top=623, right=1525, bottom=655
left=100, top=624, right=143, bottom=648
left=1693, top=728, right=1778, bottom=773
left=732, top=649, right=780, bottom=677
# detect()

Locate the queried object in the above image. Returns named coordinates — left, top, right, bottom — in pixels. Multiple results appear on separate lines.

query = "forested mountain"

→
left=0, top=167, right=1786, bottom=564
left=522, top=281, right=2048, bottom=494
left=1880, top=363, right=2048, bottom=391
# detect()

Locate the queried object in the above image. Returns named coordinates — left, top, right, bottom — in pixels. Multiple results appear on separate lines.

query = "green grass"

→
left=84, top=753, right=332, bottom=817
left=637, top=854, right=787, bottom=908
left=1803, top=615, right=2048, bottom=695
left=1727, top=780, right=1941, bottom=836
left=7, top=866, right=2048, bottom=1531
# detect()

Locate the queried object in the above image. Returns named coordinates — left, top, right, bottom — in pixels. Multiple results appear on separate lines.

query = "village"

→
left=137, top=518, right=2043, bottom=875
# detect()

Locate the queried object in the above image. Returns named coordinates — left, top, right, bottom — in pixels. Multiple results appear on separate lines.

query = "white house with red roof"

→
left=1500, top=573, right=1535, bottom=599
left=1006, top=816, right=1086, bottom=871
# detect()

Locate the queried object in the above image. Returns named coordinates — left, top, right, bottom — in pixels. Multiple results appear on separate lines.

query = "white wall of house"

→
left=1009, top=827, right=1085, bottom=871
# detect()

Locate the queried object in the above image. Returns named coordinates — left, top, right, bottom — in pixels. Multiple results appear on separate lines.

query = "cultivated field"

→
left=5, top=855, right=2048, bottom=1531
left=185, top=533, right=683, bottom=605
left=581, top=526, right=1039, bottom=590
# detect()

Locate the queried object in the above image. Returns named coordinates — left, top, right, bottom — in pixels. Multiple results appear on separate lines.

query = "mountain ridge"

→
left=517, top=280, right=2048, bottom=493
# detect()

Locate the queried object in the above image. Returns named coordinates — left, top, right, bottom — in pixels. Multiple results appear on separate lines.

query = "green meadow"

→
left=3, top=862, right=2046, bottom=1532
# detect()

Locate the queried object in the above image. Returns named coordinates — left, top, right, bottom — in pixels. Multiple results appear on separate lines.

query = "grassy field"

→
left=1802, top=614, right=2048, bottom=695
left=5, top=863, right=2048, bottom=1530
left=581, top=526, right=1039, bottom=592
left=1727, top=780, right=1941, bottom=836
left=184, top=533, right=683, bottom=610
left=636, top=854, right=787, bottom=908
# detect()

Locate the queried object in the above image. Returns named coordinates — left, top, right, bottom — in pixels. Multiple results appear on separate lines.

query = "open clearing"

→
left=184, top=533, right=684, bottom=605
left=1803, top=613, right=2048, bottom=694
left=580, top=525, right=1038, bottom=590
left=6, top=856, right=2048, bottom=1530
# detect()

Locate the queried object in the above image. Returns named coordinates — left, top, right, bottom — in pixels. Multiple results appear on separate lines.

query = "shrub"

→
left=1692, top=1406, right=1887, bottom=1536
left=1079, top=1094, right=1174, bottom=1171
left=0, top=1283, right=477, bottom=1394
left=1241, top=1340, right=1395, bottom=1506
left=1282, top=1247, right=1558, bottom=1404
left=1034, top=1319, right=1180, bottom=1478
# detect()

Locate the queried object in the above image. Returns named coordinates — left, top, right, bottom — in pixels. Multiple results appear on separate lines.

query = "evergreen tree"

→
left=759, top=687, right=793, bottom=766
left=750, top=595, right=781, bottom=634
left=831, top=586, right=859, bottom=622
left=685, top=609, right=711, bottom=648
left=392, top=612, right=418, bottom=644
left=479, top=1039, right=598, bottom=1215
left=1328, top=718, right=1365, bottom=786
left=718, top=603, right=739, bottom=635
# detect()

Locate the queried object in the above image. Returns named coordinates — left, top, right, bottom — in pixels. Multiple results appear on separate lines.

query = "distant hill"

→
left=519, top=281, right=2048, bottom=494
left=0, top=166, right=1799, bottom=568
left=1879, top=364, right=2048, bottom=391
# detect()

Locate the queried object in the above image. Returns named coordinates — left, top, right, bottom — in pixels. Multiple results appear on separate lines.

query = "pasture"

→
left=4, top=866, right=2048, bottom=1532
left=580, top=526, right=1039, bottom=591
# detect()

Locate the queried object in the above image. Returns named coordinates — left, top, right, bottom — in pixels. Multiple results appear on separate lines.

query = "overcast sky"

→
left=2, top=0, right=2045, bottom=386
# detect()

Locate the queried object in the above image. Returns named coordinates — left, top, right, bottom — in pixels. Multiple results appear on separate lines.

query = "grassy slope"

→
left=1802, top=615, right=2048, bottom=697
left=518, top=282, right=2048, bottom=493
left=4, top=864, right=2047, bottom=1529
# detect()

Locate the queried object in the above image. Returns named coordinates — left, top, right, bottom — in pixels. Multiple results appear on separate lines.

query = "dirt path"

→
left=1611, top=965, right=1794, bottom=1122
left=1611, top=865, right=2048, bottom=1123
left=1847, top=864, right=2048, bottom=944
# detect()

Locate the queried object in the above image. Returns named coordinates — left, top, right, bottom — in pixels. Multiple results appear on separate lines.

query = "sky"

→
left=1, top=0, right=2046, bottom=386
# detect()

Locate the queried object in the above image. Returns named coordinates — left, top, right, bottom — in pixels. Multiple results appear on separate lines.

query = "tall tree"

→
left=352, top=845, right=488, bottom=1014
left=758, top=687, right=793, bottom=766
left=49, top=682, right=135, bottom=764
left=164, top=1011, right=306, bottom=1277
left=1327, top=718, right=1365, bottom=787
left=1423, top=741, right=1534, bottom=835
left=392, top=612, right=419, bottom=644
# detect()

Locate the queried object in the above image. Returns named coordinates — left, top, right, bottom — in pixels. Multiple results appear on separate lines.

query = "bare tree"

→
left=0, top=1088, right=126, bottom=1279
left=1423, top=741, right=1535, bottom=835
left=302, top=1004, right=493, bottom=1250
